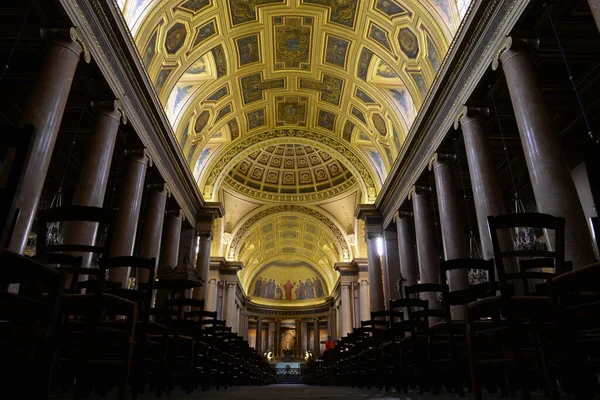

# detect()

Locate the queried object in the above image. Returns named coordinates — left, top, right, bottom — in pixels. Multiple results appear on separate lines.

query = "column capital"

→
left=407, top=185, right=431, bottom=201
left=428, top=152, right=456, bottom=171
left=147, top=183, right=171, bottom=197
left=166, top=208, right=185, bottom=221
left=393, top=211, right=413, bottom=222
left=454, top=105, right=489, bottom=129
left=41, top=27, right=91, bottom=63
left=125, top=148, right=153, bottom=167
left=91, top=99, right=127, bottom=124
left=492, top=36, right=539, bottom=71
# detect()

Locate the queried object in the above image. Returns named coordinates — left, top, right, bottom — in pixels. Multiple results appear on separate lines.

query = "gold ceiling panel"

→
left=118, top=0, right=461, bottom=290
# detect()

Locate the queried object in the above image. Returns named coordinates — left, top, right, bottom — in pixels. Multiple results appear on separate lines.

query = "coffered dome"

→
left=225, top=143, right=356, bottom=202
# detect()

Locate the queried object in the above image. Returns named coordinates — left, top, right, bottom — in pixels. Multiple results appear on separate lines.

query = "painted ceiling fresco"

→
left=118, top=0, right=462, bottom=306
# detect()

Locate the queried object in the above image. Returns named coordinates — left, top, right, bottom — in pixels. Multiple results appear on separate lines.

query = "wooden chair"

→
left=35, top=206, right=140, bottom=400
left=359, top=310, right=392, bottom=390
left=388, top=297, right=430, bottom=393
left=548, top=262, right=600, bottom=399
left=0, top=249, right=65, bottom=400
left=99, top=256, right=158, bottom=398
left=466, top=212, right=566, bottom=400
left=439, top=258, right=497, bottom=397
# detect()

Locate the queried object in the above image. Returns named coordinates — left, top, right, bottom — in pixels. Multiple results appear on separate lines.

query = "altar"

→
left=271, top=362, right=305, bottom=384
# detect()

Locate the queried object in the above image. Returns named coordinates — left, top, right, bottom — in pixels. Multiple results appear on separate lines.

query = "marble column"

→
left=341, top=282, right=354, bottom=336
left=365, top=234, right=385, bottom=312
left=458, top=107, right=515, bottom=269
left=295, top=319, right=302, bottom=357
left=60, top=101, right=123, bottom=278
left=154, top=210, right=182, bottom=305
left=137, top=185, right=168, bottom=284
left=256, top=318, right=263, bottom=354
left=224, top=282, right=236, bottom=330
left=589, top=0, right=600, bottom=33
left=108, top=151, right=150, bottom=286
left=306, top=320, right=311, bottom=351
left=495, top=37, right=595, bottom=268
left=266, top=321, right=273, bottom=353
left=301, top=320, right=308, bottom=354
left=383, top=228, right=402, bottom=301
left=274, top=320, right=281, bottom=357
left=395, top=212, right=418, bottom=291
left=313, top=318, right=320, bottom=358
left=409, top=187, right=441, bottom=308
left=10, top=28, right=86, bottom=253
left=205, top=278, right=218, bottom=312
left=195, top=233, right=212, bottom=300
left=432, top=156, right=469, bottom=319
left=432, top=157, right=469, bottom=274
left=359, top=279, right=370, bottom=322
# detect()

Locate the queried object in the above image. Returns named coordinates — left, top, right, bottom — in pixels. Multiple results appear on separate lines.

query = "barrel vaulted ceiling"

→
left=117, top=0, right=462, bottom=305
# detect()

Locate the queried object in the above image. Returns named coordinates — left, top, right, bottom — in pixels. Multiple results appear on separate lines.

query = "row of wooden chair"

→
left=303, top=213, right=600, bottom=400
left=0, top=204, right=275, bottom=399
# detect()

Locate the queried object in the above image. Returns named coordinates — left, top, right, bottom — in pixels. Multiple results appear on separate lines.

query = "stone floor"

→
left=117, top=385, right=562, bottom=400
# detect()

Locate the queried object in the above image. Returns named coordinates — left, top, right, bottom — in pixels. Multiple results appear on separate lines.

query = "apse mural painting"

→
left=250, top=263, right=328, bottom=302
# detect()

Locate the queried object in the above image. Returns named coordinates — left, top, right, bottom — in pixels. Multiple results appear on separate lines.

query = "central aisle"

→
left=166, top=384, right=393, bottom=399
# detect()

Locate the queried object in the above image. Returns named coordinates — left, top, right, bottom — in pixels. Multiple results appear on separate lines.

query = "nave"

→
left=48, top=385, right=568, bottom=400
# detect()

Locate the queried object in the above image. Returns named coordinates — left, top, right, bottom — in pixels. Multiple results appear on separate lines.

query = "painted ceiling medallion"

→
left=274, top=16, right=313, bottom=71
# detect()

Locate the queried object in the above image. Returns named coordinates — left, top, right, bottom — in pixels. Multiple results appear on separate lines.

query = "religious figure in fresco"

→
left=261, top=278, right=268, bottom=297
left=254, top=277, right=263, bottom=297
left=267, top=279, right=276, bottom=298
left=313, top=277, right=324, bottom=297
left=275, top=285, right=283, bottom=299
left=305, top=278, right=314, bottom=299
left=283, top=280, right=295, bottom=300
left=297, top=280, right=306, bottom=299
left=295, top=282, right=304, bottom=300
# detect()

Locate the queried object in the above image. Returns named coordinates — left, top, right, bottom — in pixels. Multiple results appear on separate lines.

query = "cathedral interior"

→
left=1, top=0, right=600, bottom=398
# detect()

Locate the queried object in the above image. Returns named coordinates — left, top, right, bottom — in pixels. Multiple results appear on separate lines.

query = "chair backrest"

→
left=488, top=213, right=566, bottom=296
left=439, top=258, right=497, bottom=322
left=100, top=256, right=156, bottom=320
left=389, top=297, right=429, bottom=335
left=0, top=125, right=33, bottom=249
left=35, top=206, right=117, bottom=259
left=35, top=253, right=106, bottom=294
left=0, top=249, right=65, bottom=327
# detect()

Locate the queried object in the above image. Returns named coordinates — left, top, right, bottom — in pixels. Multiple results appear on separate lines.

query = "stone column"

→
left=431, top=155, right=470, bottom=319
left=224, top=282, right=236, bottom=329
left=108, top=151, right=150, bottom=286
left=301, top=320, right=308, bottom=354
left=313, top=318, right=320, bottom=358
left=395, top=212, right=418, bottom=291
left=340, top=282, right=353, bottom=336
left=194, top=233, right=212, bottom=300
left=295, top=319, right=302, bottom=357
left=137, top=185, right=169, bottom=284
left=409, top=186, right=441, bottom=307
left=383, top=228, right=401, bottom=301
left=306, top=319, right=312, bottom=350
left=61, top=101, right=124, bottom=271
left=256, top=318, right=263, bottom=354
left=494, top=37, right=595, bottom=268
left=589, top=0, right=600, bottom=33
left=359, top=279, right=370, bottom=322
left=154, top=210, right=183, bottom=305
left=365, top=234, right=385, bottom=311
left=266, top=321, right=273, bottom=353
left=9, top=28, right=87, bottom=253
left=274, top=320, right=281, bottom=357
left=458, top=107, right=515, bottom=269
left=205, top=278, right=218, bottom=312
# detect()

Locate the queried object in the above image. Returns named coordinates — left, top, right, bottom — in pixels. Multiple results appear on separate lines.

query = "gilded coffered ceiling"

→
left=117, top=0, right=461, bottom=305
